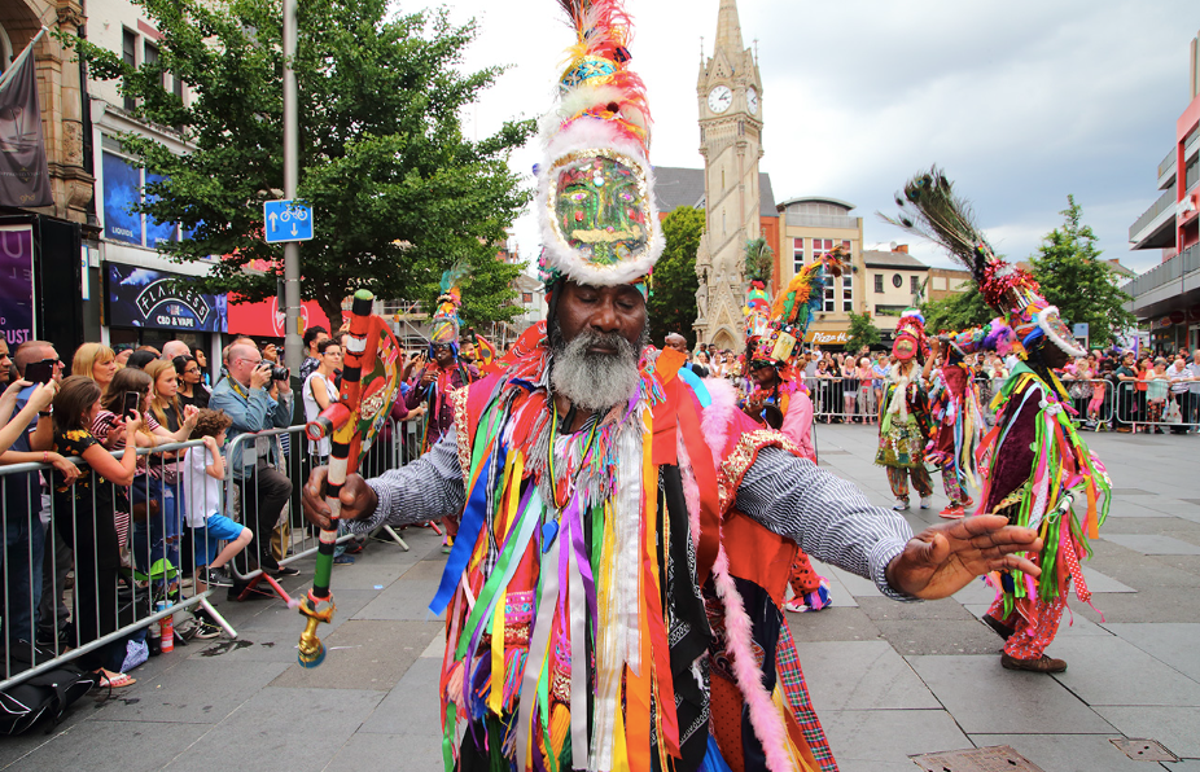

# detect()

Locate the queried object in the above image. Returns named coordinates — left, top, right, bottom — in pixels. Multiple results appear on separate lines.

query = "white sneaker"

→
left=920, top=496, right=933, bottom=510
left=892, top=499, right=910, bottom=511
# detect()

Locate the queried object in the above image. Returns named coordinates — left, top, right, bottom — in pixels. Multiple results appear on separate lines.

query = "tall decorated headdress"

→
left=892, top=308, right=929, bottom=362
left=883, top=167, right=1085, bottom=358
left=429, top=262, right=467, bottom=351
left=942, top=318, right=1015, bottom=359
left=746, top=247, right=847, bottom=368
left=536, top=0, right=663, bottom=291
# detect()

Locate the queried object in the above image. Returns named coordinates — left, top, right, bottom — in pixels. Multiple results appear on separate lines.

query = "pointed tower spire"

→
left=714, top=0, right=745, bottom=55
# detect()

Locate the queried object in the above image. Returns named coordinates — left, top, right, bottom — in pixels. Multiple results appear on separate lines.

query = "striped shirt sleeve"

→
left=734, top=445, right=917, bottom=600
left=353, top=427, right=466, bottom=533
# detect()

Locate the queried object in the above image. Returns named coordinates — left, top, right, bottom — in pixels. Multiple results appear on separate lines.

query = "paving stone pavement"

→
left=3, top=424, right=1197, bottom=772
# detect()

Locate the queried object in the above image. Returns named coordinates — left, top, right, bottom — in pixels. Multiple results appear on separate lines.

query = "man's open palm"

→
left=886, top=515, right=1043, bottom=599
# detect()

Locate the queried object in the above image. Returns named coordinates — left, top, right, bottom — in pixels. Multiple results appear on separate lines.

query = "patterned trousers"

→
left=986, top=592, right=1067, bottom=660
left=885, top=464, right=933, bottom=501
left=941, top=464, right=967, bottom=505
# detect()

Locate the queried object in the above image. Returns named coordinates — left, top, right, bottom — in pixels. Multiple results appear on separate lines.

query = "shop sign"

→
left=1188, top=304, right=1200, bottom=322
left=0, top=226, right=35, bottom=346
left=1170, top=310, right=1187, bottom=325
left=804, top=330, right=850, bottom=346
left=106, top=261, right=227, bottom=332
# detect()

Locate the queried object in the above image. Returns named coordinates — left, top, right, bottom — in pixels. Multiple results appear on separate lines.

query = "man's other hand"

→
left=886, top=515, right=1042, bottom=599
left=302, top=467, right=378, bottom=531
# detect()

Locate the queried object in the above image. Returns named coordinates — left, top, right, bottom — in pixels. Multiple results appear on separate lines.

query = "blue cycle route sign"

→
left=263, top=199, right=314, bottom=243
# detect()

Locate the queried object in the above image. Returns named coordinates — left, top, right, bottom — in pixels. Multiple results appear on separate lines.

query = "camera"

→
left=269, top=364, right=290, bottom=381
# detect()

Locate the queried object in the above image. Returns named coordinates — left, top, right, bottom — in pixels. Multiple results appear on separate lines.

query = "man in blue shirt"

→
left=208, top=343, right=295, bottom=580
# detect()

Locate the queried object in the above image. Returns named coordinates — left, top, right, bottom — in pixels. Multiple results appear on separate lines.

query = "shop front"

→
left=104, top=260, right=227, bottom=360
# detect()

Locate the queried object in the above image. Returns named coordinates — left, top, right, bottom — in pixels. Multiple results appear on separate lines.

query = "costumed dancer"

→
left=887, top=166, right=1111, bottom=673
left=301, top=7, right=1046, bottom=770
left=876, top=309, right=935, bottom=511
left=409, top=266, right=480, bottom=550
left=742, top=251, right=849, bottom=614
left=924, top=325, right=990, bottom=519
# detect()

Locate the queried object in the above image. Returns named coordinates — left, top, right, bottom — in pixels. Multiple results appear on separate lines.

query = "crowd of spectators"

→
left=0, top=324, right=433, bottom=690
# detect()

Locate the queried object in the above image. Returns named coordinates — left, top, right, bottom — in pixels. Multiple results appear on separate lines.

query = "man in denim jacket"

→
left=208, top=343, right=294, bottom=577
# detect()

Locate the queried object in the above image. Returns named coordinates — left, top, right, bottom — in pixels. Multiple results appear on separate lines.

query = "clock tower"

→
left=694, top=0, right=764, bottom=351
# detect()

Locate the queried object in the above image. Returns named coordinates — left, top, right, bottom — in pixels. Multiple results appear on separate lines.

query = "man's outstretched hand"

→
left=301, top=467, right=378, bottom=532
left=886, top=515, right=1042, bottom=599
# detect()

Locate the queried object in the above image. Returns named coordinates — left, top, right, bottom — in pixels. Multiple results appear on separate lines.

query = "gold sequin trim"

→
left=448, top=387, right=472, bottom=486
left=717, top=429, right=805, bottom=514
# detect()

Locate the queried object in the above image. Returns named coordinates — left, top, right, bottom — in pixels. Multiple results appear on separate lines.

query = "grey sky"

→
left=443, top=0, right=1198, bottom=275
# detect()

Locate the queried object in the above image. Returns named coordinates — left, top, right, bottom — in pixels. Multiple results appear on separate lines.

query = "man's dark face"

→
left=752, top=364, right=777, bottom=388
left=433, top=344, right=455, bottom=367
left=556, top=282, right=647, bottom=352
left=1042, top=341, right=1070, bottom=370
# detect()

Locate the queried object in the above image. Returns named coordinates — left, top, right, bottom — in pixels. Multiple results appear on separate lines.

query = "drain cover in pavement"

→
left=1110, top=738, right=1179, bottom=762
left=910, top=745, right=1044, bottom=771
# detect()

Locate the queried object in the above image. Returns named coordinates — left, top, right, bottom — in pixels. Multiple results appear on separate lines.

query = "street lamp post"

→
left=282, top=0, right=302, bottom=373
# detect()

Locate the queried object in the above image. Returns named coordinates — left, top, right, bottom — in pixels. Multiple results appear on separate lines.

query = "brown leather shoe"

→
left=1001, top=652, right=1067, bottom=673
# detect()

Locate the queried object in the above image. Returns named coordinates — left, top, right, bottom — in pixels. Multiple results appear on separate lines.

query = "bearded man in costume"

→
left=410, top=266, right=480, bottom=550
left=888, top=167, right=1110, bottom=674
left=303, top=10, right=1043, bottom=771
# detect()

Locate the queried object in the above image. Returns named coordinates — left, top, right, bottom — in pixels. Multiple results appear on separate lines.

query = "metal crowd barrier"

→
left=1110, top=380, right=1200, bottom=432
left=220, top=416, right=424, bottom=587
left=806, top=376, right=884, bottom=424
left=0, top=413, right=426, bottom=692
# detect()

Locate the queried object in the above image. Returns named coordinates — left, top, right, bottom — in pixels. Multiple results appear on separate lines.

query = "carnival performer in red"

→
left=924, top=326, right=989, bottom=518
left=303, top=11, right=1045, bottom=771
left=876, top=309, right=936, bottom=511
left=888, top=167, right=1110, bottom=673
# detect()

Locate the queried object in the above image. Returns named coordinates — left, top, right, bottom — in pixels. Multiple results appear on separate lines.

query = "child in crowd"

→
left=184, top=409, right=253, bottom=589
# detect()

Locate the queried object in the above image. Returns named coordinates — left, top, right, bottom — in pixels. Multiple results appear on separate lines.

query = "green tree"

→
left=1029, top=196, right=1135, bottom=347
left=648, top=206, right=704, bottom=347
left=845, top=310, right=880, bottom=354
left=67, top=0, right=534, bottom=328
left=921, top=282, right=994, bottom=334
left=743, top=237, right=774, bottom=288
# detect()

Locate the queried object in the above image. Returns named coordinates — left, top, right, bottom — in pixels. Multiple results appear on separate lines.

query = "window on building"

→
left=824, top=283, right=835, bottom=313
left=842, top=275, right=854, bottom=312
left=122, top=29, right=138, bottom=111
left=892, top=273, right=902, bottom=289
left=793, top=237, right=804, bottom=274
left=813, top=239, right=852, bottom=311
left=144, top=41, right=164, bottom=90
left=522, top=292, right=533, bottom=304
left=910, top=275, right=921, bottom=296
left=874, top=305, right=907, bottom=317
left=874, top=274, right=883, bottom=293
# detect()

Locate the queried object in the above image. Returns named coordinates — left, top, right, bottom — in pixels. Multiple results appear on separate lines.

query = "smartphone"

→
left=122, top=390, right=141, bottom=419
left=24, top=360, right=54, bottom=384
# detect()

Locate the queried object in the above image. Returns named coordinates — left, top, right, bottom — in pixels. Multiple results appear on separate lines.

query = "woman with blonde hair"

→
left=72, top=342, right=118, bottom=393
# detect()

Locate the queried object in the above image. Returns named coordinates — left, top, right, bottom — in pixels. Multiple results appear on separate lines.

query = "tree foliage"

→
left=648, top=206, right=704, bottom=348
left=68, top=0, right=535, bottom=327
left=743, top=237, right=774, bottom=287
left=1029, top=196, right=1135, bottom=347
left=921, top=281, right=994, bottom=334
left=845, top=311, right=881, bottom=354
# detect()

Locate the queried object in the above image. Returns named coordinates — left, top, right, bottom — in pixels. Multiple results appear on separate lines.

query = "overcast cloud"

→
left=437, top=0, right=1198, bottom=275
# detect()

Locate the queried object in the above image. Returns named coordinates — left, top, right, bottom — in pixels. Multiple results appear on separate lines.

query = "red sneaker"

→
left=939, top=504, right=965, bottom=519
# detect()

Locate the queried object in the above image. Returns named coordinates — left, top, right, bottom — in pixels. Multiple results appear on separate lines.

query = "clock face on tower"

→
left=747, top=87, right=759, bottom=115
left=707, top=85, right=732, bottom=114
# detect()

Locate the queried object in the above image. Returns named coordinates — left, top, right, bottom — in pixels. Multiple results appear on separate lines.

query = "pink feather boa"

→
left=694, top=377, right=793, bottom=770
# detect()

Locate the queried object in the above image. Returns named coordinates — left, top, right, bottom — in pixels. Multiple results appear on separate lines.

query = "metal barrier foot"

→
left=199, top=596, right=239, bottom=640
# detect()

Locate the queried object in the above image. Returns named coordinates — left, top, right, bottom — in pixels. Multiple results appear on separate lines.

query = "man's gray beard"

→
left=550, top=327, right=645, bottom=413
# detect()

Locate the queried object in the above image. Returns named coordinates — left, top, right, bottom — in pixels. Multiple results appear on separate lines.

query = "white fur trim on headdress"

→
left=1037, top=305, right=1086, bottom=358
left=536, top=119, right=664, bottom=287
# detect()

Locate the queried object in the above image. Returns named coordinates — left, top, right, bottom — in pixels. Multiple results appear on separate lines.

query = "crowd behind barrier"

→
left=0, top=417, right=422, bottom=693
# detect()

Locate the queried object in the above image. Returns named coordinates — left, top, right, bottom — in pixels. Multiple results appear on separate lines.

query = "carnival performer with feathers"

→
left=876, top=309, right=937, bottom=511
left=302, top=7, right=1045, bottom=770
left=924, top=324, right=992, bottom=518
left=408, top=264, right=480, bottom=550
left=886, top=167, right=1110, bottom=673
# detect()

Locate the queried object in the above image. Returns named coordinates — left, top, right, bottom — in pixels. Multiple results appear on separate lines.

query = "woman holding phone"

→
left=48, top=375, right=142, bottom=688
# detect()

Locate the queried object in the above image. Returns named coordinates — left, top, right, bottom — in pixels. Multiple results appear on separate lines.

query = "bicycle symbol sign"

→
left=263, top=199, right=314, bottom=243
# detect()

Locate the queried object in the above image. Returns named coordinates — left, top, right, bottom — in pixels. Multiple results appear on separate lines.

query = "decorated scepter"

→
left=298, top=289, right=402, bottom=667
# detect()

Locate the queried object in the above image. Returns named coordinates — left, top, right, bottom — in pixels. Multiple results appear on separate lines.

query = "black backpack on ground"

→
left=0, top=641, right=97, bottom=735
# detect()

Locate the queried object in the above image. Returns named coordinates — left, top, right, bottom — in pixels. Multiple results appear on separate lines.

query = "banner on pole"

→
left=0, top=32, right=52, bottom=208
left=0, top=225, right=36, bottom=345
